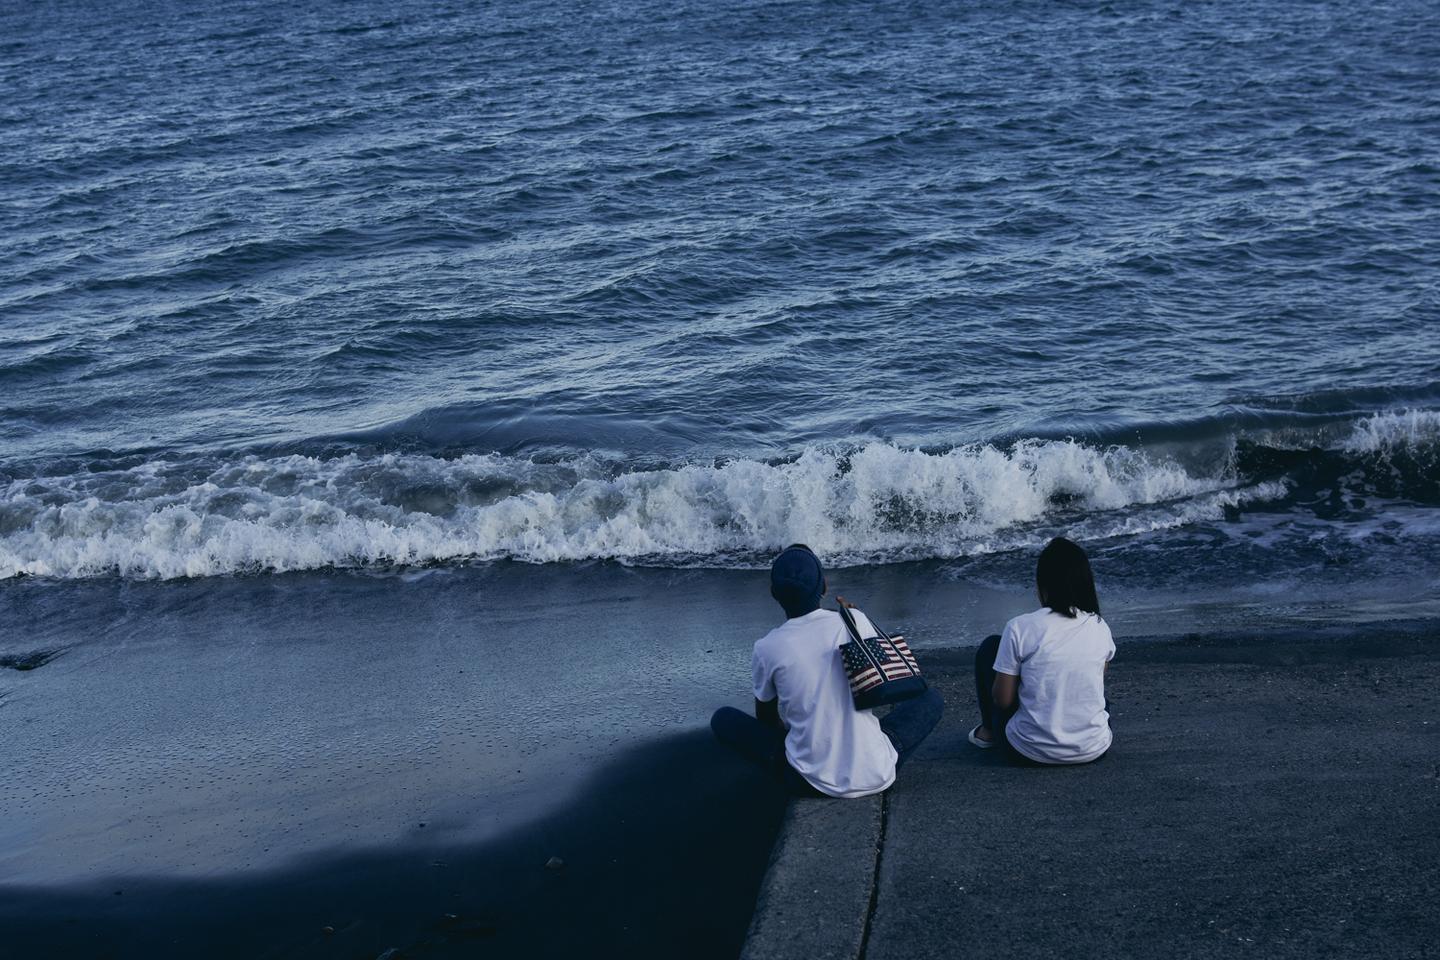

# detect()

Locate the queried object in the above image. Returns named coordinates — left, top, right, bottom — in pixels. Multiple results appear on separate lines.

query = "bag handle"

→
left=836, top=602, right=891, bottom=678
left=837, top=599, right=893, bottom=643
left=836, top=602, right=864, bottom=643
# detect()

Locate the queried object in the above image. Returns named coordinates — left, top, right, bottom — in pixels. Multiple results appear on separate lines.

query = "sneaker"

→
left=968, top=725, right=995, bottom=749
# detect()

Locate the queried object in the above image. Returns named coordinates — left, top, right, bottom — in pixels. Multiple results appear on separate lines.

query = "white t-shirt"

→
left=752, top=608, right=898, bottom=798
left=993, top=607, right=1115, bottom=764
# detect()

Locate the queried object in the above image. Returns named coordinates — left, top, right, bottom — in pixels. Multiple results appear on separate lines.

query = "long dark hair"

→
left=1036, top=537, right=1101, bottom=619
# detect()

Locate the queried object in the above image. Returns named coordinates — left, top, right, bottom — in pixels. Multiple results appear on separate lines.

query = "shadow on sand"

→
left=2, top=728, right=787, bottom=960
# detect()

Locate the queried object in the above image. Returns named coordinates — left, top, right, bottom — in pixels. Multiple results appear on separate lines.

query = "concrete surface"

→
left=742, top=628, right=1440, bottom=960
left=741, top=794, right=883, bottom=960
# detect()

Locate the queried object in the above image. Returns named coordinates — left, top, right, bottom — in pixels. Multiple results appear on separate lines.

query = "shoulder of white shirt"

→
left=757, top=607, right=839, bottom=642
left=1010, top=606, right=1107, bottom=631
left=1008, top=606, right=1052, bottom=630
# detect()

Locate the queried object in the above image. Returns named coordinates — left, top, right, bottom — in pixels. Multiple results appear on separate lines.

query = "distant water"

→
left=3, top=0, right=1439, bottom=595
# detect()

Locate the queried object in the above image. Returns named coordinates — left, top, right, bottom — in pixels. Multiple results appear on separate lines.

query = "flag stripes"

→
left=839, top=615, right=921, bottom=701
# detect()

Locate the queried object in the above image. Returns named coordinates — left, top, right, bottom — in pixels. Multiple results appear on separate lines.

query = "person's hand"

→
left=835, top=595, right=857, bottom=609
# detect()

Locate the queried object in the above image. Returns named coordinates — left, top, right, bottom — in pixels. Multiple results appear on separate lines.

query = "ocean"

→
left=3, top=0, right=1439, bottom=593
left=2, top=0, right=1438, bottom=954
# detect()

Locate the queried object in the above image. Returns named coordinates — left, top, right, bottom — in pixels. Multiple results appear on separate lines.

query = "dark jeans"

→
left=974, top=633, right=1107, bottom=766
left=711, top=686, right=945, bottom=795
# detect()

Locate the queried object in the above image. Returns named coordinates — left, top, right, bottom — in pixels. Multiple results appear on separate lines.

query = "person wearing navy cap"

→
left=711, top=544, right=943, bottom=797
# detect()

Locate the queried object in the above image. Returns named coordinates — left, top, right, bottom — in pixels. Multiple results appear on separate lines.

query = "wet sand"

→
left=1, top=564, right=795, bottom=958
left=2, top=730, right=787, bottom=959
left=4, top=562, right=1436, bottom=958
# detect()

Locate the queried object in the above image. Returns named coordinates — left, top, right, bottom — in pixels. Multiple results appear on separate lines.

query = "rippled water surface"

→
left=2, top=0, right=1438, bottom=584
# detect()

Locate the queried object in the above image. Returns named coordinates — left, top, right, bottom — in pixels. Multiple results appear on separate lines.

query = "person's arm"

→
left=992, top=672, right=1018, bottom=713
left=990, top=623, right=1023, bottom=732
left=756, top=697, right=782, bottom=731
left=753, top=644, right=783, bottom=731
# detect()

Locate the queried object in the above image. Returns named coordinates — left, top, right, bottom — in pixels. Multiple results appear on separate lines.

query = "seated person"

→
left=711, top=544, right=943, bottom=797
left=970, top=536, right=1114, bottom=764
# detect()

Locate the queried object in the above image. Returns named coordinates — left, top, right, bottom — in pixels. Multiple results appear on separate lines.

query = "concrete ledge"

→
left=740, top=795, right=883, bottom=960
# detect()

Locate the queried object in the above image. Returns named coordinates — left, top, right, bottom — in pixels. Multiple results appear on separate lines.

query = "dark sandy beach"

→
left=5, top=560, right=1438, bottom=958
left=1, top=564, right=796, bottom=959
left=2, top=730, right=787, bottom=959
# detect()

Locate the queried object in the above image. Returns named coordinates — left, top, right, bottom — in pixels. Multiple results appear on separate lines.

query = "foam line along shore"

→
left=2, top=407, right=1435, bottom=582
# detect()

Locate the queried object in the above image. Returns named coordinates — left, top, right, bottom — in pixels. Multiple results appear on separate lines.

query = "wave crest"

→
left=1341, top=409, right=1440, bottom=454
left=0, top=439, right=1264, bottom=580
left=6, top=410, right=1436, bottom=581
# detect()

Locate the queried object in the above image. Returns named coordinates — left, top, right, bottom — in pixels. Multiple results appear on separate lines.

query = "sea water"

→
left=2, top=0, right=1438, bottom=595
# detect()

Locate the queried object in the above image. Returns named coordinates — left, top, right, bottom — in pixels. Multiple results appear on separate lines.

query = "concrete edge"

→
left=739, top=794, right=883, bottom=960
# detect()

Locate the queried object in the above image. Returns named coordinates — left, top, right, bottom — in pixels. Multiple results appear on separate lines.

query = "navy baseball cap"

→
left=770, top=544, right=824, bottom=618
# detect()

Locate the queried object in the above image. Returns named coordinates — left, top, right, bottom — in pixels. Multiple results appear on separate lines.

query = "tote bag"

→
left=837, top=604, right=927, bottom=710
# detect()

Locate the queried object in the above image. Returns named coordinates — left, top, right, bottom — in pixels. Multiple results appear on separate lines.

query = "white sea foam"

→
left=1341, top=409, right=1440, bottom=454
left=0, top=440, right=1276, bottom=580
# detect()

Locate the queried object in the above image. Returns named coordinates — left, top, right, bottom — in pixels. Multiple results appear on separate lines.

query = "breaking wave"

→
left=0, top=410, right=1435, bottom=580
left=1340, top=408, right=1440, bottom=454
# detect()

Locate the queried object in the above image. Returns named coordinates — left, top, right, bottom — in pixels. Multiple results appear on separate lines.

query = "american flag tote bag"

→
left=837, top=604, right=927, bottom=710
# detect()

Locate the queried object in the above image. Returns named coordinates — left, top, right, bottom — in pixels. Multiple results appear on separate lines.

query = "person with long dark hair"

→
left=970, top=537, right=1113, bottom=764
